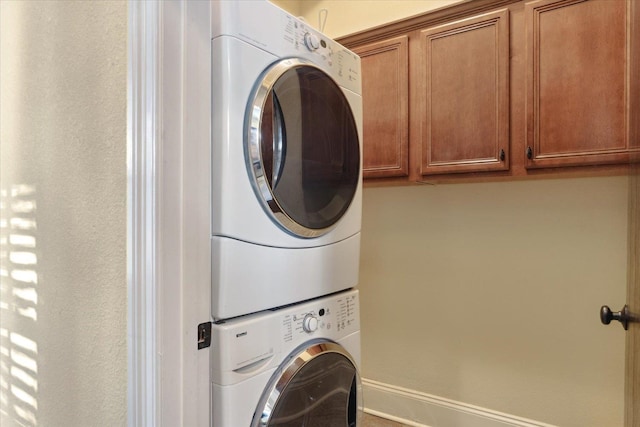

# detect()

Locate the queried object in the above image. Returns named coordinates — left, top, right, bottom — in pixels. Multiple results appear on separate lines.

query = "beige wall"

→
left=360, top=178, right=627, bottom=426
left=273, top=0, right=463, bottom=37
left=281, top=1, right=629, bottom=426
left=0, top=1, right=127, bottom=426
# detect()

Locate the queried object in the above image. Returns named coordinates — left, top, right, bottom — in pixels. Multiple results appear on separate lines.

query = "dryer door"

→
left=246, top=59, right=360, bottom=238
left=252, top=340, right=361, bottom=427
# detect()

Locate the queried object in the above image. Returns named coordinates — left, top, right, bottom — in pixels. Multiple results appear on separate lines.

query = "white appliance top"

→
left=211, top=0, right=360, bottom=94
left=211, top=289, right=359, bottom=385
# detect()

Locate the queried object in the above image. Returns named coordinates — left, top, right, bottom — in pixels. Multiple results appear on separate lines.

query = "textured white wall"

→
left=0, top=1, right=127, bottom=426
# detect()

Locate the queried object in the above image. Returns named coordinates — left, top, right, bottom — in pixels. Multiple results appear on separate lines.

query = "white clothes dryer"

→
left=211, top=289, right=361, bottom=426
left=211, top=1, right=363, bottom=319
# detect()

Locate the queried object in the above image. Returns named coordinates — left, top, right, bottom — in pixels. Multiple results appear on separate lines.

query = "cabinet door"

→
left=420, top=9, right=510, bottom=175
left=352, top=36, right=409, bottom=179
left=525, top=0, right=640, bottom=168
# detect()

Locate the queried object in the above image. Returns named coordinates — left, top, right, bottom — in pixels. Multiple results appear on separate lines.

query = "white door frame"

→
left=127, top=1, right=212, bottom=426
left=127, top=1, right=160, bottom=424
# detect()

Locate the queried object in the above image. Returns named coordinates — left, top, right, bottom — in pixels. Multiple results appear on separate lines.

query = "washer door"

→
left=252, top=340, right=361, bottom=427
left=246, top=59, right=360, bottom=238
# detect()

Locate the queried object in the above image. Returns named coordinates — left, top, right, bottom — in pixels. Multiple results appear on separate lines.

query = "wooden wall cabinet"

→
left=339, top=0, right=639, bottom=183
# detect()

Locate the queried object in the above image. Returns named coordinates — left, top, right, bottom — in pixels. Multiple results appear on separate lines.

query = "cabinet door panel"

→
left=421, top=9, right=510, bottom=175
left=353, top=36, right=409, bottom=179
left=526, top=0, right=639, bottom=168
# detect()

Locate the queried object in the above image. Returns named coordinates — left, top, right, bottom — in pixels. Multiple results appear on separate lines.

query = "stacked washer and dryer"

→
left=210, top=1, right=363, bottom=426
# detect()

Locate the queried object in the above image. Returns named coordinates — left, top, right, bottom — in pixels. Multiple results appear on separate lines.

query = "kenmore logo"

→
left=236, top=331, right=247, bottom=338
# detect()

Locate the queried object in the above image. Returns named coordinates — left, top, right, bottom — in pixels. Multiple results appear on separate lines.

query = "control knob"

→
left=302, top=314, right=318, bottom=333
left=304, top=33, right=320, bottom=51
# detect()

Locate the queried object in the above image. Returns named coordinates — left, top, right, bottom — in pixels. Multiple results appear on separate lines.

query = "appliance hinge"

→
left=197, top=322, right=212, bottom=349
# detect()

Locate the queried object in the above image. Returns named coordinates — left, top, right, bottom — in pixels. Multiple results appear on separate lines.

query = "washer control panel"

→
left=212, top=289, right=359, bottom=385
left=281, top=290, right=359, bottom=344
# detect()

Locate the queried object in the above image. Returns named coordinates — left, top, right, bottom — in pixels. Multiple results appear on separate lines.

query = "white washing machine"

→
left=211, top=289, right=362, bottom=426
left=210, top=0, right=363, bottom=320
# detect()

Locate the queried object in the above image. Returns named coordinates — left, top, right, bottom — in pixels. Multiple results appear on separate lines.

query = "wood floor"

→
left=363, top=412, right=414, bottom=427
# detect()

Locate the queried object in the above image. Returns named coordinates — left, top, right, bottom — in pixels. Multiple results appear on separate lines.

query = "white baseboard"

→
left=362, top=379, right=558, bottom=427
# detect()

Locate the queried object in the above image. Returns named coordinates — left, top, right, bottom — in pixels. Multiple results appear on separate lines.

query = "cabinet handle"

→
left=526, top=146, right=533, bottom=160
left=499, top=149, right=505, bottom=161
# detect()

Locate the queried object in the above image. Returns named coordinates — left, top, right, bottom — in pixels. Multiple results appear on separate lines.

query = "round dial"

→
left=302, top=314, right=319, bottom=333
left=304, top=33, right=320, bottom=51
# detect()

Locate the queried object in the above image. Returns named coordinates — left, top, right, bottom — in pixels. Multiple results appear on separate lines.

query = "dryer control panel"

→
left=281, top=15, right=360, bottom=91
left=211, top=0, right=361, bottom=94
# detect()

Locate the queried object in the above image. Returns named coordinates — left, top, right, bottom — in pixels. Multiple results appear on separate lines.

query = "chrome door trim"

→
left=251, top=339, right=362, bottom=427
left=245, top=58, right=353, bottom=239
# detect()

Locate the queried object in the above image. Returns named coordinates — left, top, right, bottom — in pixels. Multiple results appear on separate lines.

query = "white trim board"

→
left=127, top=1, right=160, bottom=425
left=128, top=1, right=212, bottom=426
left=363, top=379, right=558, bottom=427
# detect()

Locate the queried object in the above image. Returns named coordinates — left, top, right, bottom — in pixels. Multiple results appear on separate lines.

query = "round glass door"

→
left=252, top=340, right=361, bottom=427
left=246, top=59, right=360, bottom=238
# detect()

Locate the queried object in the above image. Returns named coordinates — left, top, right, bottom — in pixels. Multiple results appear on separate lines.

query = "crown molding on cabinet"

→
left=337, top=0, right=521, bottom=47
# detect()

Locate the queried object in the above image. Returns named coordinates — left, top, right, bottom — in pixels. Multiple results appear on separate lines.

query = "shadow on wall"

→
left=0, top=184, right=39, bottom=426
